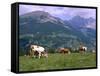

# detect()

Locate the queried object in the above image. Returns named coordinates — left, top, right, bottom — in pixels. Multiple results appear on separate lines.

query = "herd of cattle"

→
left=24, top=44, right=93, bottom=59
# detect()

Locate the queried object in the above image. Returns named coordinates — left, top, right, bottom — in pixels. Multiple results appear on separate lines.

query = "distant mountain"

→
left=66, top=15, right=96, bottom=43
left=19, top=11, right=96, bottom=51
left=69, top=15, right=95, bottom=29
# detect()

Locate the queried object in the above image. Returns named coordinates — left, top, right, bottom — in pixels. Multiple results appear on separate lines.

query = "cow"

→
left=29, top=45, right=48, bottom=58
left=92, top=50, right=96, bottom=53
left=59, top=48, right=71, bottom=54
left=79, top=46, right=87, bottom=54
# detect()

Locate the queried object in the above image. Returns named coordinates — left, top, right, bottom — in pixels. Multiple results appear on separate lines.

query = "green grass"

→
left=19, top=53, right=96, bottom=71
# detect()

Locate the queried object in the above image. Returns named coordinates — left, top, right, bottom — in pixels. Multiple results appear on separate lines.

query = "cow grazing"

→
left=29, top=45, right=48, bottom=58
left=59, top=48, right=71, bottom=54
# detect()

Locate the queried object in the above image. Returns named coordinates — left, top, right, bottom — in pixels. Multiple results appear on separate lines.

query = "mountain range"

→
left=19, top=11, right=96, bottom=51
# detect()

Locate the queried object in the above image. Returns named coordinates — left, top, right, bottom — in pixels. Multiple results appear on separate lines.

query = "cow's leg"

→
left=38, top=52, right=41, bottom=59
left=79, top=50, right=81, bottom=54
left=80, top=50, right=84, bottom=54
left=84, top=49, right=86, bottom=54
left=68, top=51, right=71, bottom=54
left=29, top=49, right=32, bottom=57
left=83, top=51, right=85, bottom=54
left=41, top=52, right=45, bottom=57
left=33, top=51, right=37, bottom=58
left=33, top=54, right=36, bottom=58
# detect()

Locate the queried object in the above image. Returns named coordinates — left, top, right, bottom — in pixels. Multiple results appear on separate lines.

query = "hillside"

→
left=19, top=11, right=96, bottom=53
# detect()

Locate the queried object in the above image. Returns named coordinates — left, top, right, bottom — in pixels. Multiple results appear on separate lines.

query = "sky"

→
left=19, top=4, right=96, bottom=20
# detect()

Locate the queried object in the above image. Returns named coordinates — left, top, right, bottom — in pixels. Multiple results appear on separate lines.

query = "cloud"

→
left=19, top=4, right=96, bottom=20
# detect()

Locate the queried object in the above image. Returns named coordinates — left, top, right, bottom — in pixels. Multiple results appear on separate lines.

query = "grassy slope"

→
left=19, top=53, right=96, bottom=71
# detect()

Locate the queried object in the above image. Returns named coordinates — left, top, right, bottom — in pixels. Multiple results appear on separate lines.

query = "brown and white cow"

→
left=59, top=48, right=71, bottom=54
left=29, top=45, right=48, bottom=58
left=79, top=46, right=87, bottom=54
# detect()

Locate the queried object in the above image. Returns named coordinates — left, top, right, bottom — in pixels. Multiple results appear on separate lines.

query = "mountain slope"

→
left=19, top=11, right=96, bottom=51
left=19, top=11, right=73, bottom=35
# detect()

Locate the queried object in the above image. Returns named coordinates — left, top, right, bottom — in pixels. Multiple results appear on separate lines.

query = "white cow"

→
left=30, top=45, right=48, bottom=58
